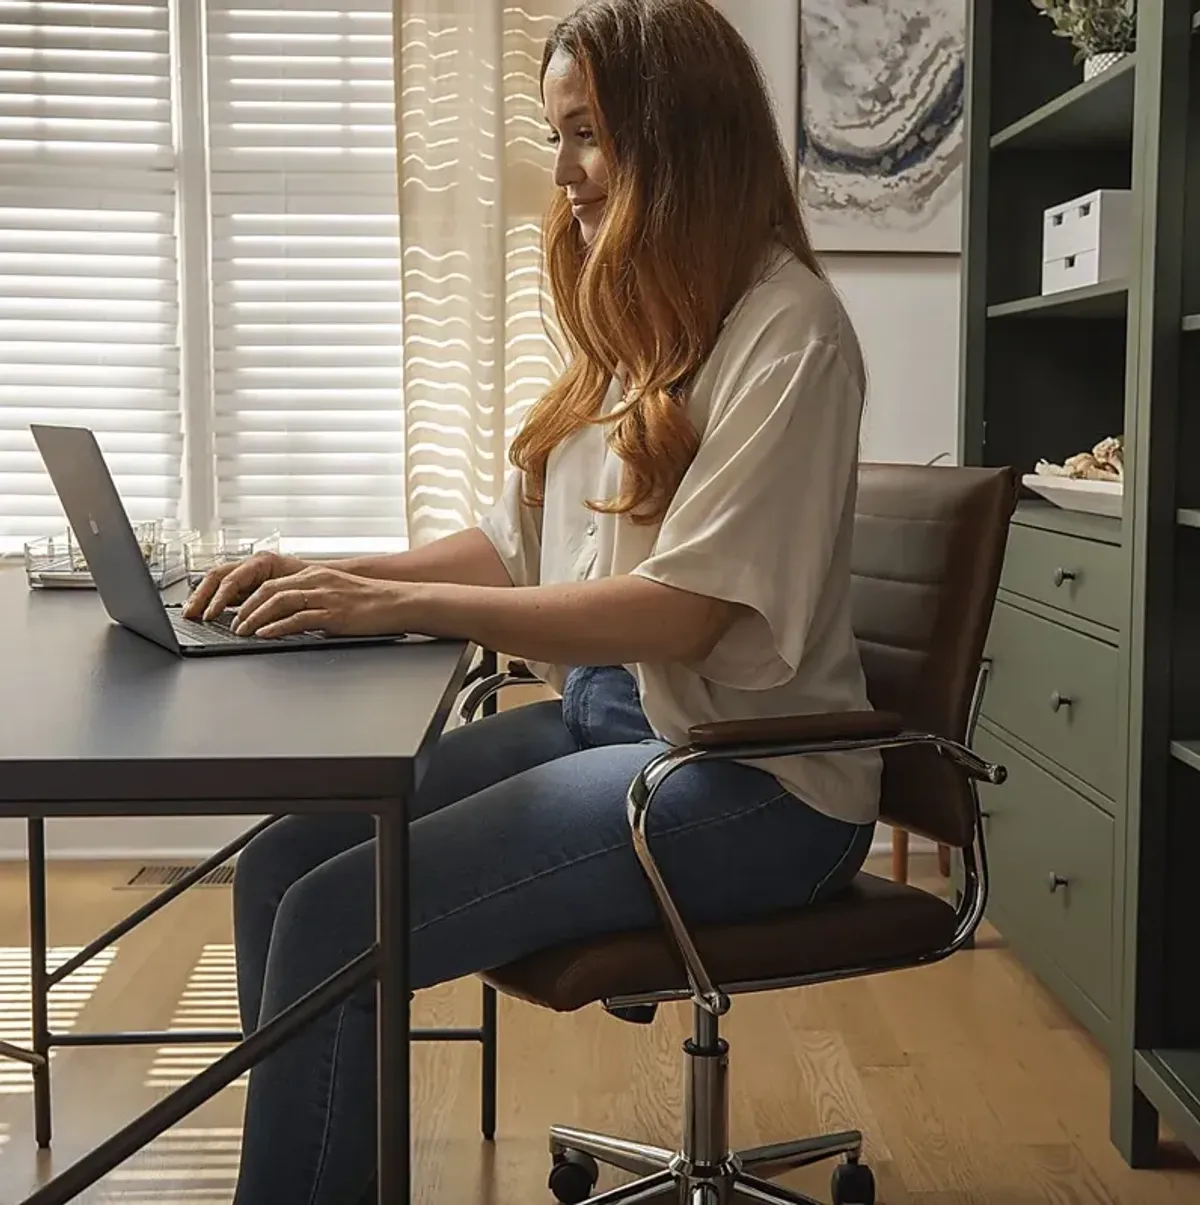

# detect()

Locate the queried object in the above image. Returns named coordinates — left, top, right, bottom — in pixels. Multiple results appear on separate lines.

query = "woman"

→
left=184, top=1, right=881, bottom=1200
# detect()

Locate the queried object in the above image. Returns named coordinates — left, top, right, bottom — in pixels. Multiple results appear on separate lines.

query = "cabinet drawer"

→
left=982, top=600, right=1119, bottom=802
left=1001, top=521, right=1124, bottom=631
left=975, top=725, right=1115, bottom=1019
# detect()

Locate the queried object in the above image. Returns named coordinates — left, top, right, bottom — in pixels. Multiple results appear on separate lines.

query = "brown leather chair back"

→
left=851, top=463, right=1017, bottom=847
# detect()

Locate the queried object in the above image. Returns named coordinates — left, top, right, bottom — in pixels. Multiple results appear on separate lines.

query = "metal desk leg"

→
left=376, top=807, right=410, bottom=1204
left=481, top=982, right=497, bottom=1140
left=479, top=647, right=499, bottom=1144
left=27, top=818, right=51, bottom=1149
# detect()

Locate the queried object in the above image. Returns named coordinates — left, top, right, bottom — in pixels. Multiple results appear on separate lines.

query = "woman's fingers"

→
left=229, top=566, right=384, bottom=638
left=232, top=579, right=304, bottom=634
left=233, top=573, right=338, bottom=635
left=186, top=552, right=305, bottom=621
left=255, top=610, right=327, bottom=639
left=202, top=561, right=267, bottom=621
left=182, top=561, right=239, bottom=619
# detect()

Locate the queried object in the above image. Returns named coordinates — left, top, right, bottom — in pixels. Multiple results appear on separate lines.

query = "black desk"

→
left=0, top=566, right=473, bottom=1204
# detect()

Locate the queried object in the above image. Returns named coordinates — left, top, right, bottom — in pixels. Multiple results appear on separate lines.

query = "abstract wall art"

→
left=796, top=0, right=966, bottom=254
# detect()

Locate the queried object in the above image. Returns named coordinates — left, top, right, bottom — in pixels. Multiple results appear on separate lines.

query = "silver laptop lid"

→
left=30, top=424, right=180, bottom=653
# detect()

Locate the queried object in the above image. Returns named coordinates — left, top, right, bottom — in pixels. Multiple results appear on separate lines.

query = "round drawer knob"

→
left=1049, top=691, right=1073, bottom=712
left=1052, top=567, right=1077, bottom=587
left=1048, top=873, right=1068, bottom=894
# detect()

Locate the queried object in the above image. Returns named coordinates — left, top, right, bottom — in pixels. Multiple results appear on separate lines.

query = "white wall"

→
left=713, top=0, right=962, bottom=466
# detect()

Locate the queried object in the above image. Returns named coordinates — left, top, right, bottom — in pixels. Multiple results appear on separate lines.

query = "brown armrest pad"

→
left=687, top=709, right=905, bottom=750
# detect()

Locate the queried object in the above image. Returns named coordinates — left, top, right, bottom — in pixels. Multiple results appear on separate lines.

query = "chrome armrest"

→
left=458, top=658, right=540, bottom=724
left=625, top=664, right=1003, bottom=1017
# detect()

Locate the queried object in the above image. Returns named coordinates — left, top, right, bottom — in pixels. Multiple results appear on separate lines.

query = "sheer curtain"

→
left=393, top=0, right=572, bottom=547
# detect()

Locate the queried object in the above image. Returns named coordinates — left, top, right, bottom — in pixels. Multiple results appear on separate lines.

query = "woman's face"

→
left=543, top=49, right=610, bottom=245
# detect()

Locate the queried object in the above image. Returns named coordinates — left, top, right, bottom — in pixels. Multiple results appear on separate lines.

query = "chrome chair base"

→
left=547, top=1005, right=869, bottom=1205
left=549, top=1127, right=860, bottom=1204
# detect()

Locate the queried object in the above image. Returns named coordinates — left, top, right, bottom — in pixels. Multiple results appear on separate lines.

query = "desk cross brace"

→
left=20, top=948, right=379, bottom=1205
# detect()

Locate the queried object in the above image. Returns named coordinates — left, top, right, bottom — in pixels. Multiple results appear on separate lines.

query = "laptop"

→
left=30, top=423, right=409, bottom=658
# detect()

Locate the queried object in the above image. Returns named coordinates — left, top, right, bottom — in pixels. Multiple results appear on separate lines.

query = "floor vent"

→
left=120, top=863, right=235, bottom=889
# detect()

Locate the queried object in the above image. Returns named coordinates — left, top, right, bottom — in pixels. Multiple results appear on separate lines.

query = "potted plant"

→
left=1030, top=0, right=1137, bottom=80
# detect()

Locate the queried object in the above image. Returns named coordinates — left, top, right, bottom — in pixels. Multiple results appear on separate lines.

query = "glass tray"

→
left=24, top=523, right=194, bottom=591
left=185, top=529, right=281, bottom=588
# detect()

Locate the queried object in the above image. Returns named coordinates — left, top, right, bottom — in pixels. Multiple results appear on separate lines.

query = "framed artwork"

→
left=796, top=0, right=966, bottom=254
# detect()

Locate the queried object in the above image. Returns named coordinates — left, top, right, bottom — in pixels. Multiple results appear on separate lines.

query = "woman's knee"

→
left=233, top=814, right=374, bottom=924
left=232, top=819, right=285, bottom=924
left=412, top=698, right=575, bottom=819
left=269, top=843, right=378, bottom=996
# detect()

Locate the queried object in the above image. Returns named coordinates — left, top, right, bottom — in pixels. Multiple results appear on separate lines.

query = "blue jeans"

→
left=231, top=666, right=874, bottom=1205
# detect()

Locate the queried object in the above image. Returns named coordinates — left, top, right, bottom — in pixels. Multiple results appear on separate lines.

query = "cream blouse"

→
left=478, top=251, right=881, bottom=826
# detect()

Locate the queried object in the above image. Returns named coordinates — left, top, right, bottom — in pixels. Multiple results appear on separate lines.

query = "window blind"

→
left=0, top=0, right=182, bottom=554
left=207, top=0, right=406, bottom=554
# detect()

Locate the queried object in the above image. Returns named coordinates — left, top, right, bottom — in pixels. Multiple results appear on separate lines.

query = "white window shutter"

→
left=0, top=0, right=182, bottom=554
left=206, top=0, right=406, bottom=555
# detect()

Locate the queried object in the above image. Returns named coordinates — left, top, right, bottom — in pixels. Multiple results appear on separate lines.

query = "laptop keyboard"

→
left=169, top=609, right=326, bottom=647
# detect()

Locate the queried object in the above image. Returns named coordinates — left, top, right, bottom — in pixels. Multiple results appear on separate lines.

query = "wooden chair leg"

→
left=937, top=843, right=952, bottom=878
left=891, top=826, right=909, bottom=884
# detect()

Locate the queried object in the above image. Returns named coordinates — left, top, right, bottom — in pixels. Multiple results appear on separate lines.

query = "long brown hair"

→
left=509, top=0, right=825, bottom=523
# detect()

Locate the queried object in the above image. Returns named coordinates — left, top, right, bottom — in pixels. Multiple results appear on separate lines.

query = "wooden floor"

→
left=0, top=854, right=1197, bottom=1205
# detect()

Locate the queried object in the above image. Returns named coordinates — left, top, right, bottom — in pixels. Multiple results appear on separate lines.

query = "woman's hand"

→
left=182, top=551, right=308, bottom=621
left=230, top=565, right=409, bottom=639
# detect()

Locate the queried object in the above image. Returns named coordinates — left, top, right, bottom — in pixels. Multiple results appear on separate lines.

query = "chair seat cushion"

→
left=481, top=872, right=959, bottom=1013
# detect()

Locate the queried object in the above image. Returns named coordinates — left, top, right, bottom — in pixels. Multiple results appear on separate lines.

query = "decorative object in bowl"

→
left=1025, top=434, right=1124, bottom=517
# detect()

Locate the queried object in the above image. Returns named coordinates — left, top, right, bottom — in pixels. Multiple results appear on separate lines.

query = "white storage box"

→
left=1041, top=188, right=1132, bottom=294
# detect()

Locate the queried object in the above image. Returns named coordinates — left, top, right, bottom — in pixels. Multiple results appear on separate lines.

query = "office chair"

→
left=460, top=462, right=1018, bottom=1205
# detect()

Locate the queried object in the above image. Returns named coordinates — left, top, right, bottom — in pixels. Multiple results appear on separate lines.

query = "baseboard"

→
left=0, top=817, right=263, bottom=861
left=0, top=818, right=930, bottom=862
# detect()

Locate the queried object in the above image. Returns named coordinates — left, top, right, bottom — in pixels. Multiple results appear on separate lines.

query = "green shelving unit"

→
left=986, top=278, right=1128, bottom=319
left=989, top=53, right=1136, bottom=150
left=960, top=0, right=1200, bottom=1172
left=1136, top=1050, right=1200, bottom=1159
left=1168, top=739, right=1200, bottom=772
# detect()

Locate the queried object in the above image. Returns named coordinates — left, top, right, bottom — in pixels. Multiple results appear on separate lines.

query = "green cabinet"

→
left=974, top=523, right=1122, bottom=1050
left=983, top=597, right=1121, bottom=805
left=975, top=723, right=1115, bottom=1039
left=999, top=521, right=1125, bottom=631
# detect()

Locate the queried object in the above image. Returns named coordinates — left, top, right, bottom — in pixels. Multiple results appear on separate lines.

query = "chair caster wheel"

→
left=831, top=1158, right=875, bottom=1205
left=549, top=1148, right=600, bottom=1203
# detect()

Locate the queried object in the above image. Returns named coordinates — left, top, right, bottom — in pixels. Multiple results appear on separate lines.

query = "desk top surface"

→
left=0, top=565, right=473, bottom=809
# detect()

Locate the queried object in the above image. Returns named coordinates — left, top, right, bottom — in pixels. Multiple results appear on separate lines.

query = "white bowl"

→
left=1022, top=473, right=1123, bottom=518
